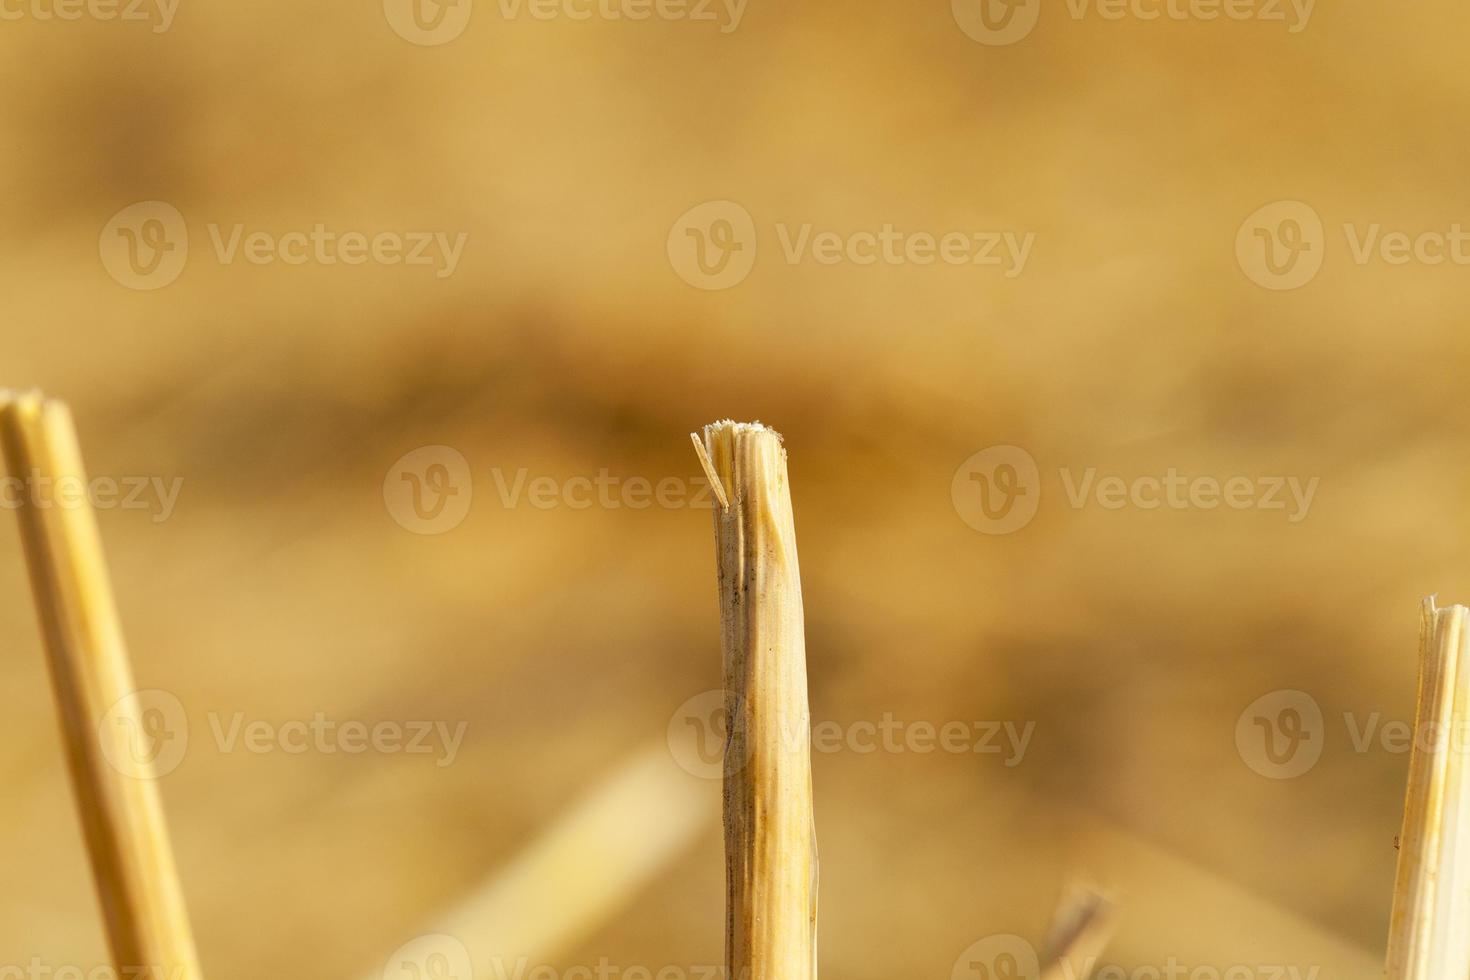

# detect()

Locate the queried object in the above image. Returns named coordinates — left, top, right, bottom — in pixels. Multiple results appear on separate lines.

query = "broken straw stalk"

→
left=1386, top=598, right=1470, bottom=979
left=1040, top=884, right=1116, bottom=980
left=0, top=392, right=202, bottom=980
left=693, top=422, right=818, bottom=980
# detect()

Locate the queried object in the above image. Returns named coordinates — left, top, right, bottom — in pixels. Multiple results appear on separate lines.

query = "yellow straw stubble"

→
left=0, top=391, right=202, bottom=980
left=694, top=420, right=818, bottom=980
left=1386, top=598, right=1470, bottom=980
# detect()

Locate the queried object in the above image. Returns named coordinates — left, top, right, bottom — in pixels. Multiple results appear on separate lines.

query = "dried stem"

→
left=362, top=743, right=715, bottom=980
left=0, top=391, right=202, bottom=980
left=1386, top=598, right=1470, bottom=979
left=694, top=421, right=817, bottom=980
left=1040, top=882, right=1117, bottom=980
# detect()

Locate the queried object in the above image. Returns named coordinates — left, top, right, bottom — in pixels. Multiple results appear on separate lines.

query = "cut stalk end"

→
left=696, top=420, right=817, bottom=980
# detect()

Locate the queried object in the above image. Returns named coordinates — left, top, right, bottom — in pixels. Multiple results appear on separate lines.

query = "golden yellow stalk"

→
left=1386, top=598, right=1470, bottom=980
left=0, top=391, right=202, bottom=980
left=694, top=420, right=817, bottom=980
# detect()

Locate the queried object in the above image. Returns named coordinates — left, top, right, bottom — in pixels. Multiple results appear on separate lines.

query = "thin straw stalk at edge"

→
left=1385, top=598, right=1470, bottom=980
left=0, top=391, right=203, bottom=980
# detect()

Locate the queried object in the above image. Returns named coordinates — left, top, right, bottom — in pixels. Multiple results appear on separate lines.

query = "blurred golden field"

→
left=4, top=1, right=1470, bottom=978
